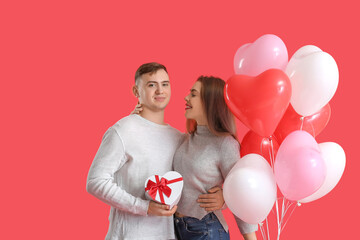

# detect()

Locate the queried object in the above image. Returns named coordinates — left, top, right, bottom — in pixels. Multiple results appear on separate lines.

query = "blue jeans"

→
left=174, top=212, right=230, bottom=240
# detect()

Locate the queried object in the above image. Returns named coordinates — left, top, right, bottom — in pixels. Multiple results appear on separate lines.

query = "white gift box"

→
left=144, top=171, right=183, bottom=209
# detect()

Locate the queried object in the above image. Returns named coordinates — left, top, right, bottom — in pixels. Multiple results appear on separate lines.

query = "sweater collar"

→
left=195, top=125, right=213, bottom=136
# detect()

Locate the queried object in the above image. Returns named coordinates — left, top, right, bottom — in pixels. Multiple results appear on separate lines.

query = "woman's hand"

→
left=197, top=186, right=224, bottom=212
left=131, top=103, right=143, bottom=115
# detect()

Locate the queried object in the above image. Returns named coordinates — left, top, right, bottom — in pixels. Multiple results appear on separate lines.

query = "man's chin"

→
left=148, top=104, right=168, bottom=112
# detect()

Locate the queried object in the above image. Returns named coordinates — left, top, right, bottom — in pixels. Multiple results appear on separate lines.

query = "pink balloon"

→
left=274, top=131, right=326, bottom=201
left=234, top=34, right=288, bottom=76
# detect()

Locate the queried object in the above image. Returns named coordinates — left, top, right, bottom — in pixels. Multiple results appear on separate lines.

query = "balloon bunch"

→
left=223, top=34, right=345, bottom=240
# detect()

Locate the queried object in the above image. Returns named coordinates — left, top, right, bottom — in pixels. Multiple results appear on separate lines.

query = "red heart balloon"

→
left=224, top=69, right=291, bottom=137
left=240, top=130, right=280, bottom=165
left=274, top=103, right=331, bottom=144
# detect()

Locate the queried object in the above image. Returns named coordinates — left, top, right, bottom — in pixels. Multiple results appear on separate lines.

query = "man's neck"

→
left=139, top=108, right=166, bottom=125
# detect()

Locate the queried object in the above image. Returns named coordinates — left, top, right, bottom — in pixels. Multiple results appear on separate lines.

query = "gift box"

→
left=144, top=171, right=183, bottom=209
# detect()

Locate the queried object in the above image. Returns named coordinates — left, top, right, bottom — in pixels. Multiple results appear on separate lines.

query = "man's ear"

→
left=132, top=85, right=139, bottom=98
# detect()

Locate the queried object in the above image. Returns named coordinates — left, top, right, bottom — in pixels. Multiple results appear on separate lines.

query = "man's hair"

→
left=186, top=76, right=238, bottom=141
left=135, top=62, right=168, bottom=85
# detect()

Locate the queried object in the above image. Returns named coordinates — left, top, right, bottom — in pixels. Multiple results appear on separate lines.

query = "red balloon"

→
left=274, top=104, right=331, bottom=144
left=224, top=69, right=292, bottom=137
left=240, top=130, right=279, bottom=165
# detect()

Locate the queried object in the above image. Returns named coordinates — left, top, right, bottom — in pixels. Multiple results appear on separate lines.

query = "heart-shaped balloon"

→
left=285, top=45, right=339, bottom=116
left=234, top=34, right=288, bottom=76
left=225, top=69, right=292, bottom=137
left=240, top=130, right=280, bottom=165
left=299, top=142, right=346, bottom=203
left=274, top=103, right=331, bottom=144
left=274, top=130, right=326, bottom=201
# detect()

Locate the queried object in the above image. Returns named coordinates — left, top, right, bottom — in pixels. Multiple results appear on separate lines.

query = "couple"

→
left=86, top=62, right=258, bottom=240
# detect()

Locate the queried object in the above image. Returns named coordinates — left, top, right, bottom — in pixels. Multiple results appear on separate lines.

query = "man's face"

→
left=135, top=69, right=171, bottom=112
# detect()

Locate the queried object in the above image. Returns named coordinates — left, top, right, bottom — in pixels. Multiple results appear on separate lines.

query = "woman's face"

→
left=184, top=81, right=208, bottom=125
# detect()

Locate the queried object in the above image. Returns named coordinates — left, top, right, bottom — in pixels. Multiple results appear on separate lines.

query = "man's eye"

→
left=191, top=94, right=196, bottom=97
left=148, top=84, right=155, bottom=87
left=162, top=83, right=169, bottom=87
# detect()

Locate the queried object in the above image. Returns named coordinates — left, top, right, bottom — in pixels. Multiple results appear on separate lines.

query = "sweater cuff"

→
left=135, top=199, right=150, bottom=216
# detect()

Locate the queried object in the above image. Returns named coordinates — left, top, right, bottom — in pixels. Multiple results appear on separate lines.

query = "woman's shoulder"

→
left=220, top=135, right=240, bottom=152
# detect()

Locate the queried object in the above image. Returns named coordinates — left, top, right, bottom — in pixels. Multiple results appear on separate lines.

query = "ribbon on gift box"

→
left=145, top=175, right=183, bottom=204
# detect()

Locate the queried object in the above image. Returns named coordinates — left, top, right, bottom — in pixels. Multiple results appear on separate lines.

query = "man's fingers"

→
left=169, top=205, right=177, bottom=214
left=205, top=207, right=218, bottom=212
left=160, top=205, right=177, bottom=216
left=207, top=186, right=222, bottom=193
left=198, top=193, right=216, bottom=199
left=160, top=204, right=170, bottom=210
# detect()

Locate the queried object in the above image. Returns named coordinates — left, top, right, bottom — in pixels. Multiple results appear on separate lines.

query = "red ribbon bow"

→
left=145, top=175, right=183, bottom=204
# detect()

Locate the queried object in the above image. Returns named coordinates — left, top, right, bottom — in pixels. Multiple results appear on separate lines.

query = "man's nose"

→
left=156, top=85, right=164, bottom=94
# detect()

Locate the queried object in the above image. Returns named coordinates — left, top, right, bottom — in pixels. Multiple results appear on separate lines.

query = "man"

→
left=87, top=63, right=223, bottom=240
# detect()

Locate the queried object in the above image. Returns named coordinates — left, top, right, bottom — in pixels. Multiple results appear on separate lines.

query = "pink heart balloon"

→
left=274, top=130, right=326, bottom=201
left=234, top=34, right=288, bottom=76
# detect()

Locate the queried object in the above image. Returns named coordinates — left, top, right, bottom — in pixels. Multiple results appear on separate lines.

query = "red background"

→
left=1, top=0, right=359, bottom=239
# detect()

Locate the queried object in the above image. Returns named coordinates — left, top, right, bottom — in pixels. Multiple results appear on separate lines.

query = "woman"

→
left=172, top=76, right=257, bottom=240
left=134, top=76, right=258, bottom=240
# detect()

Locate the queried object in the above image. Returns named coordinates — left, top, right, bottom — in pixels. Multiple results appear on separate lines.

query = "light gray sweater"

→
left=87, top=115, right=183, bottom=240
left=173, top=126, right=258, bottom=234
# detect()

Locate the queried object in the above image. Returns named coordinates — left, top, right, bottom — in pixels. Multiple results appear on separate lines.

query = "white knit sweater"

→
left=87, top=114, right=183, bottom=240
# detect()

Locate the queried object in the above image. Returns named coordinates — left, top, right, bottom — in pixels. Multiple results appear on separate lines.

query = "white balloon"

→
left=223, top=154, right=277, bottom=224
left=286, top=45, right=339, bottom=116
left=299, top=142, right=346, bottom=203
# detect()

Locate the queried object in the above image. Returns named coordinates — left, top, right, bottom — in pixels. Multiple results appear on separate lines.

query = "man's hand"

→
left=147, top=201, right=177, bottom=216
left=197, top=186, right=224, bottom=212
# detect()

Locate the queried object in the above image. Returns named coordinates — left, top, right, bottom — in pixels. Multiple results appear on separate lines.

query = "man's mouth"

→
left=155, top=97, right=166, bottom=102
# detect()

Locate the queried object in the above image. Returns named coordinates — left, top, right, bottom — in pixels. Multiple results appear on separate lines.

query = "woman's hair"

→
left=186, top=76, right=238, bottom=140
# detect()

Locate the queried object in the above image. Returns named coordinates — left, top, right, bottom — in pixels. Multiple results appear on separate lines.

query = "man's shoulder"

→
left=165, top=124, right=182, bottom=135
left=113, top=114, right=136, bottom=125
left=109, top=115, right=138, bottom=133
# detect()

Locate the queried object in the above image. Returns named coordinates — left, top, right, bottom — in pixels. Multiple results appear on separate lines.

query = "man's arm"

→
left=86, top=127, right=175, bottom=216
left=197, top=186, right=225, bottom=211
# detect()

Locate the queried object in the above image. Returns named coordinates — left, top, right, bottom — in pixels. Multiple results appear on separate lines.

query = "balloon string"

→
left=268, top=137, right=275, bottom=170
left=260, top=222, right=267, bottom=240
left=281, top=202, right=298, bottom=232
left=275, top=197, right=280, bottom=240
left=266, top=216, right=270, bottom=240
left=271, top=138, right=275, bottom=169
left=310, top=121, right=315, bottom=138
left=278, top=199, right=296, bottom=232
left=278, top=197, right=287, bottom=239
left=260, top=137, right=265, bottom=160
left=300, top=116, right=305, bottom=131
